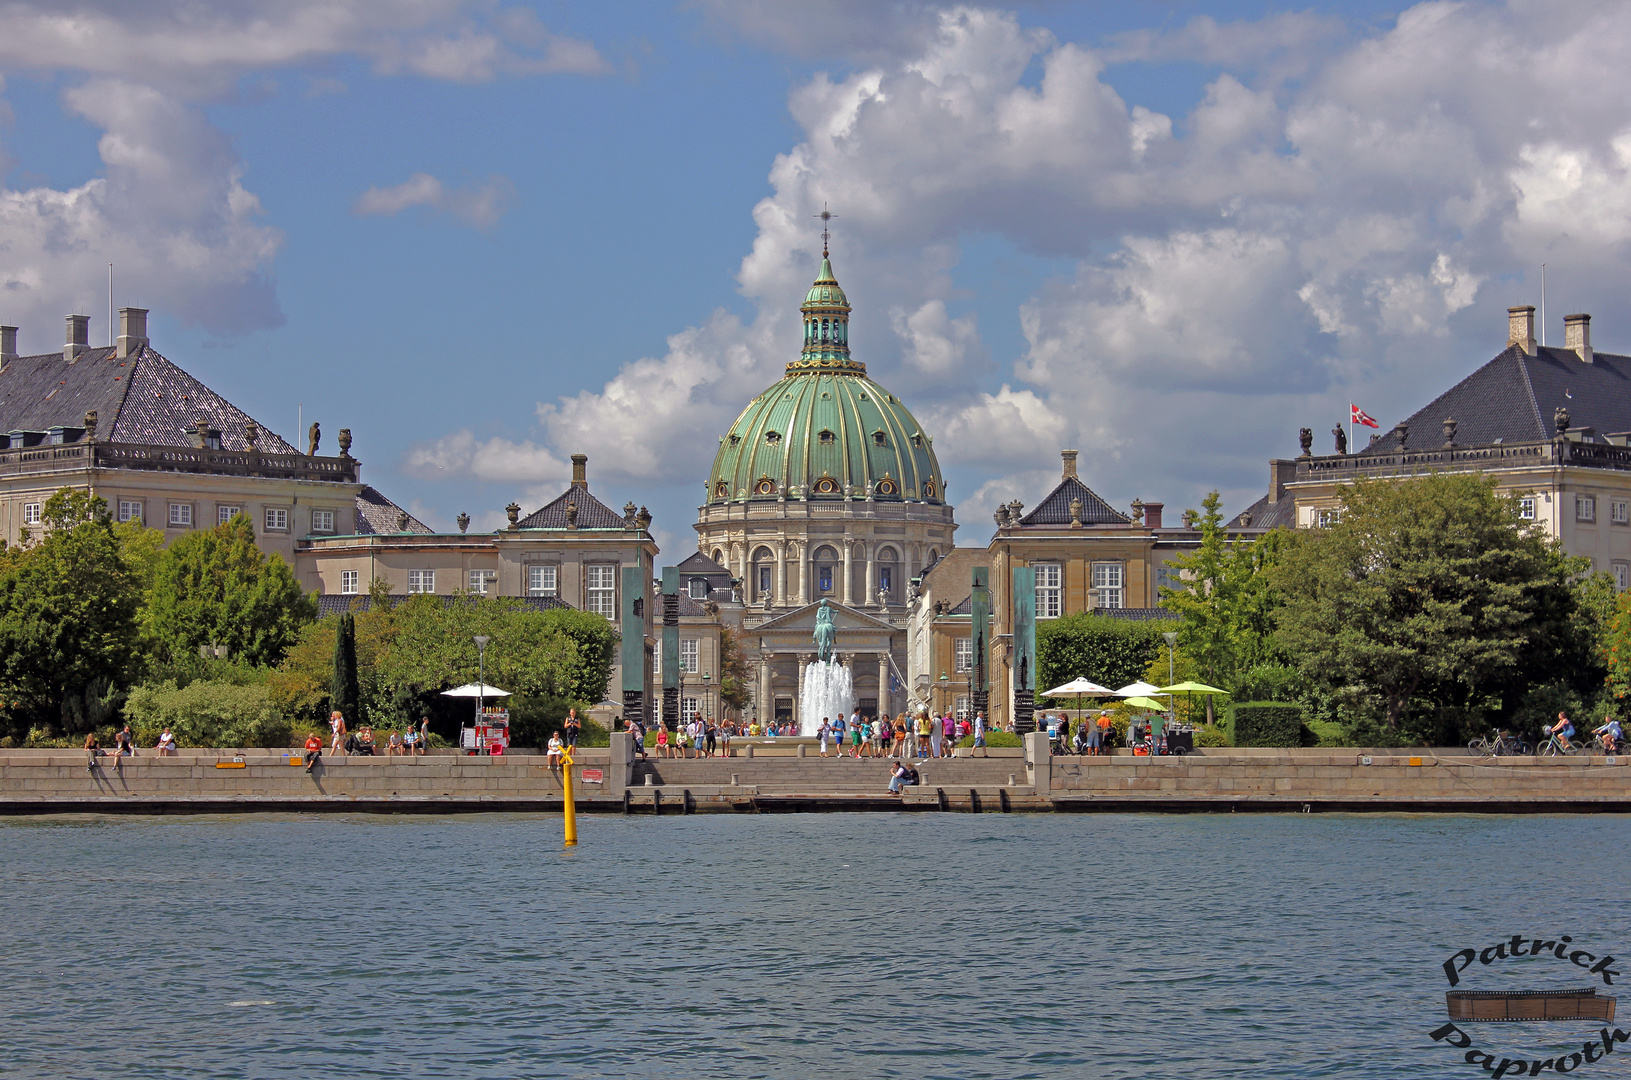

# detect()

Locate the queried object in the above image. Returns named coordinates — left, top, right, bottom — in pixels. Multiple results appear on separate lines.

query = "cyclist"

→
left=1596, top=715, right=1622, bottom=755
left=1547, top=711, right=1576, bottom=751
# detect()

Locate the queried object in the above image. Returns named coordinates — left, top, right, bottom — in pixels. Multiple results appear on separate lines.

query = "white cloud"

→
left=405, top=429, right=571, bottom=486
left=353, top=173, right=513, bottom=229
left=890, top=299, right=987, bottom=377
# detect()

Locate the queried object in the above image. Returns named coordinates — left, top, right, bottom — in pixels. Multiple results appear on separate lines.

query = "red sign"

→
left=581, top=768, right=604, bottom=783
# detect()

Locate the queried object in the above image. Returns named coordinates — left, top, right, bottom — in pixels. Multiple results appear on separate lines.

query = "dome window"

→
left=818, top=429, right=835, bottom=444
left=766, top=431, right=781, bottom=444
left=714, top=481, right=729, bottom=499
left=923, top=480, right=936, bottom=498
left=755, top=478, right=778, bottom=495
left=872, top=430, right=887, bottom=446
left=813, top=476, right=840, bottom=495
left=911, top=432, right=924, bottom=447
left=875, top=477, right=898, bottom=496
left=728, top=434, right=740, bottom=446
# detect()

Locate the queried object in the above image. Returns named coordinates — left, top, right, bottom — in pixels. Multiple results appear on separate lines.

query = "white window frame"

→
left=586, top=564, right=618, bottom=619
left=1091, top=561, right=1125, bottom=610
left=527, top=564, right=558, bottom=597
left=218, top=505, right=241, bottom=525
left=1578, top=495, right=1597, bottom=523
left=1613, top=500, right=1629, bottom=526
left=1316, top=508, right=1343, bottom=528
left=1616, top=562, right=1631, bottom=592
left=408, top=569, right=435, bottom=594
left=1518, top=497, right=1536, bottom=521
left=680, top=638, right=699, bottom=674
left=22, top=502, right=42, bottom=525
left=168, top=503, right=192, bottom=527
left=468, top=569, right=492, bottom=595
left=311, top=509, right=335, bottom=534
left=117, top=500, right=142, bottom=524
left=688, top=578, right=708, bottom=599
left=681, top=697, right=699, bottom=723
left=954, top=636, right=973, bottom=673
left=264, top=507, right=289, bottom=531
left=1035, top=562, right=1062, bottom=619
left=340, top=570, right=359, bottom=595
left=954, top=695, right=971, bottom=721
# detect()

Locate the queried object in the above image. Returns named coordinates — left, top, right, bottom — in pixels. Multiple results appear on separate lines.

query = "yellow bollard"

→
left=561, top=745, right=577, bottom=847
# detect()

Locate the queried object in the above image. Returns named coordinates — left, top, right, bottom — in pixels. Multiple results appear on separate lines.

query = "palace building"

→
left=691, top=242, right=958, bottom=726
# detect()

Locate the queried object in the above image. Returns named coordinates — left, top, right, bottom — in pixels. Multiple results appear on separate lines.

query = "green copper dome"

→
left=707, top=254, right=945, bottom=505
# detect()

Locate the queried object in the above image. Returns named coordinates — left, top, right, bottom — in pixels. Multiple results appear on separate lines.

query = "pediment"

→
left=755, top=600, right=896, bottom=633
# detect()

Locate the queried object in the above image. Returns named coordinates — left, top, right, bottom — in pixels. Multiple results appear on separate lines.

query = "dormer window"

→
left=714, top=481, right=728, bottom=499
left=813, top=476, right=840, bottom=494
left=818, top=429, right=835, bottom=444
left=755, top=477, right=777, bottom=495
left=872, top=430, right=887, bottom=446
left=911, top=433, right=924, bottom=447
left=728, top=434, right=740, bottom=446
left=766, top=431, right=781, bottom=444
left=876, top=477, right=898, bottom=496
left=923, top=480, right=936, bottom=498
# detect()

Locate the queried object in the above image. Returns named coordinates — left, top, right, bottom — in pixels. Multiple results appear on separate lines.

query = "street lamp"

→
left=938, top=670, right=949, bottom=714
left=702, top=670, right=712, bottom=721
left=474, top=635, right=490, bottom=717
left=1162, top=631, right=1177, bottom=724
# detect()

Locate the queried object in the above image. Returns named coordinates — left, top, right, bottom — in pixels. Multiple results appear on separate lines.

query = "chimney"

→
left=571, top=452, right=588, bottom=487
left=0, top=326, right=16, bottom=370
left=1508, top=305, right=1537, bottom=356
left=117, top=307, right=149, bottom=359
left=1564, top=313, right=1593, bottom=364
left=1060, top=449, right=1078, bottom=479
left=1269, top=459, right=1296, bottom=504
left=1142, top=501, right=1163, bottom=529
left=64, top=314, right=89, bottom=363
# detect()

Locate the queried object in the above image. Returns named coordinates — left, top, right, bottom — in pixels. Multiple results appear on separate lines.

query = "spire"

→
left=789, top=207, right=863, bottom=376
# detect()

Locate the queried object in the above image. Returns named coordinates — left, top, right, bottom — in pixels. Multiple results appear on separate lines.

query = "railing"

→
left=1299, top=440, right=1571, bottom=479
left=0, top=441, right=360, bottom=482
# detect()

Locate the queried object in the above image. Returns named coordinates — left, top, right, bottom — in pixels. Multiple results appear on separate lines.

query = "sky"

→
left=3, top=0, right=1629, bottom=560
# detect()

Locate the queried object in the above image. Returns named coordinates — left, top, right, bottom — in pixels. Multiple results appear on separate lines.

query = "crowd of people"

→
left=622, top=708, right=997, bottom=761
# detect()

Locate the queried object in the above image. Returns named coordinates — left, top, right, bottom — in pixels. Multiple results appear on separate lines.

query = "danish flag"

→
left=1350, top=403, right=1380, bottom=428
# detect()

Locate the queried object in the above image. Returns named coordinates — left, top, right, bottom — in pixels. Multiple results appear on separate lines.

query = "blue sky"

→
left=2, top=1, right=1627, bottom=557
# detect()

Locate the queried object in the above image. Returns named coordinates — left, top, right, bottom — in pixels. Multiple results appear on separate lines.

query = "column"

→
left=774, top=544, right=786, bottom=606
left=797, top=544, right=809, bottom=605
left=864, top=545, right=876, bottom=607
left=736, top=541, right=747, bottom=591
left=759, top=655, right=774, bottom=724
left=877, top=652, right=891, bottom=717
left=841, top=539, right=854, bottom=605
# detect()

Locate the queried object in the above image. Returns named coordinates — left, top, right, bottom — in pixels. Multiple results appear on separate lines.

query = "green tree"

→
left=330, top=611, right=360, bottom=729
left=1270, top=475, right=1572, bottom=732
left=1036, top=612, right=1178, bottom=693
left=718, top=626, right=752, bottom=712
left=0, top=489, right=143, bottom=734
left=144, top=514, right=316, bottom=667
left=1158, top=491, right=1285, bottom=690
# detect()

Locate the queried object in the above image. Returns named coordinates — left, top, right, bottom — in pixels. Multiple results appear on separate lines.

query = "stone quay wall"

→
left=3, top=734, right=1630, bottom=814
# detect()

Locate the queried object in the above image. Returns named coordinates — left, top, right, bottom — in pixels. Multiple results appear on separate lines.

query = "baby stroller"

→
left=344, top=733, right=375, bottom=756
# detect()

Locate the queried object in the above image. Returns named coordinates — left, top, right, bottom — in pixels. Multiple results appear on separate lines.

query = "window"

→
left=117, top=500, right=142, bottom=523
left=818, top=565, right=833, bottom=593
left=218, top=505, right=241, bottom=525
left=1316, top=508, right=1342, bottom=528
left=264, top=507, right=288, bottom=531
left=758, top=565, right=772, bottom=597
left=954, top=637, right=973, bottom=673
left=1518, top=497, right=1536, bottom=521
left=1577, top=495, right=1597, bottom=523
left=408, top=569, right=435, bottom=594
left=1616, top=562, right=1631, bottom=592
left=1035, top=562, right=1063, bottom=618
left=340, top=570, right=359, bottom=595
left=680, top=638, right=699, bottom=673
left=954, top=695, right=970, bottom=721
left=311, top=509, right=335, bottom=534
left=527, top=564, right=557, bottom=596
left=168, top=503, right=192, bottom=527
left=1091, top=562, right=1124, bottom=609
left=587, top=564, right=617, bottom=618
left=689, top=578, right=708, bottom=599
left=681, top=697, right=699, bottom=722
left=879, top=566, right=893, bottom=597
left=468, top=570, right=491, bottom=595
left=1614, top=500, right=1629, bottom=525
left=22, top=502, right=42, bottom=525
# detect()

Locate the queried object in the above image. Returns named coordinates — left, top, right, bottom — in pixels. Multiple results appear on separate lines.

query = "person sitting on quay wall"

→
left=156, top=727, right=178, bottom=757
left=84, top=732, right=104, bottom=772
left=546, top=734, right=564, bottom=770
left=111, top=723, right=136, bottom=766
left=303, top=732, right=323, bottom=772
left=887, top=759, right=912, bottom=795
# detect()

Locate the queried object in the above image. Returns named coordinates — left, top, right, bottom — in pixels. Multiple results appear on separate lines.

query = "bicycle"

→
left=1538, top=728, right=1582, bottom=757
left=1467, top=729, right=1530, bottom=757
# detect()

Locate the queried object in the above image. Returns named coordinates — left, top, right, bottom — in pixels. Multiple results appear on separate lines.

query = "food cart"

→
left=441, top=682, right=513, bottom=755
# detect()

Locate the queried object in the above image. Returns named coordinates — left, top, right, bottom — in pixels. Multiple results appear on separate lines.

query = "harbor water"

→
left=4, top=812, right=1630, bottom=1079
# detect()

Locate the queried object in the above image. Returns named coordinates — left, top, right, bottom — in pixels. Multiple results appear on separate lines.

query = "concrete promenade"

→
left=4, top=734, right=1631, bottom=814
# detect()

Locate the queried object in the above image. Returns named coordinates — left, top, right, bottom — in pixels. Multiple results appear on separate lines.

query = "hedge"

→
left=1036, top=613, right=1179, bottom=695
left=1230, top=701, right=1305, bottom=747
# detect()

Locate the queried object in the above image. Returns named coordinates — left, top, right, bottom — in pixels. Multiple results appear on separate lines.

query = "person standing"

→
left=915, top=712, right=932, bottom=758
left=942, top=712, right=956, bottom=755
left=330, top=711, right=347, bottom=756
left=973, top=711, right=987, bottom=752
left=929, top=712, right=943, bottom=759
left=563, top=708, right=582, bottom=750
left=418, top=716, right=431, bottom=755
left=705, top=717, right=718, bottom=758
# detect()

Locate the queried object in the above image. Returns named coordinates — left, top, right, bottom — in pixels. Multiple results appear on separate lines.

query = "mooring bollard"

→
left=730, top=773, right=739, bottom=786
left=745, top=745, right=754, bottom=759
left=797, top=743, right=806, bottom=758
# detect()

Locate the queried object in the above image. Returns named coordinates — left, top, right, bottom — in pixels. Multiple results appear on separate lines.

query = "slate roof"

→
left=317, top=594, right=572, bottom=617
left=1018, top=475, right=1130, bottom=526
left=0, top=345, right=296, bottom=452
left=676, top=593, right=712, bottom=617
left=355, top=485, right=433, bottom=535
left=1392, top=344, right=1631, bottom=452
left=675, top=551, right=730, bottom=576
left=1228, top=493, right=1297, bottom=531
left=517, top=483, right=629, bottom=529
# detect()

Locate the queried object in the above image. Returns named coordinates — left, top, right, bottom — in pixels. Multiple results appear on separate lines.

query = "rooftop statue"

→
left=813, top=598, right=836, bottom=664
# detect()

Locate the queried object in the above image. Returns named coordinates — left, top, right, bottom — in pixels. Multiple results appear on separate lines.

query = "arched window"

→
left=813, top=545, right=838, bottom=594
left=878, top=547, right=898, bottom=602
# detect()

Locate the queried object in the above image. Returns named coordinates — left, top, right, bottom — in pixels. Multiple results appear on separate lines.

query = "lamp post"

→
left=938, top=670, right=949, bottom=715
left=474, top=635, right=490, bottom=718
left=702, top=671, right=712, bottom=722
left=1162, top=630, right=1177, bottom=725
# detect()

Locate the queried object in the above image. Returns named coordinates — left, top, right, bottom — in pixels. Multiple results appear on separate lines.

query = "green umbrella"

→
left=1158, top=681, right=1229, bottom=728
left=1121, top=696, right=1167, bottom=711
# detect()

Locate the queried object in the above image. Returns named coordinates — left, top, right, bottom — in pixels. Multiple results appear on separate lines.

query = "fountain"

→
left=798, top=599, right=853, bottom=735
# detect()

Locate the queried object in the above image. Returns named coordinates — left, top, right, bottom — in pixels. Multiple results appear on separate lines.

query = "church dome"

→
left=706, top=253, right=946, bottom=506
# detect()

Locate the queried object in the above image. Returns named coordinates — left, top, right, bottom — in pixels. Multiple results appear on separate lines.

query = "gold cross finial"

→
left=814, top=203, right=836, bottom=257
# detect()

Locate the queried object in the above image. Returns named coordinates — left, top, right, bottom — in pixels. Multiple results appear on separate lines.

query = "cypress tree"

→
left=330, top=612, right=360, bottom=729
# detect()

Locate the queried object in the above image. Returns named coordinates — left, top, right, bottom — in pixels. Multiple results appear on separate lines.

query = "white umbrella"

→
left=1041, top=678, right=1116, bottom=696
left=440, top=683, right=512, bottom=698
left=1114, top=681, right=1164, bottom=697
